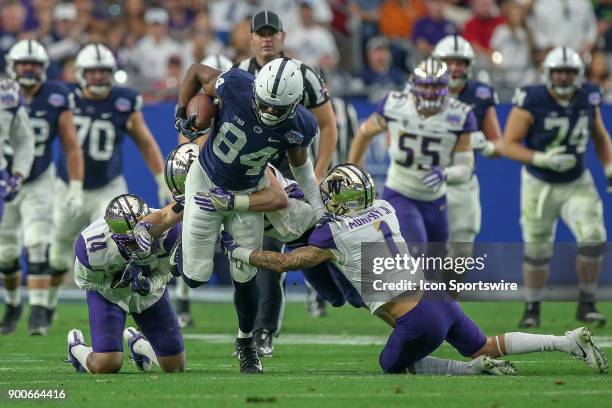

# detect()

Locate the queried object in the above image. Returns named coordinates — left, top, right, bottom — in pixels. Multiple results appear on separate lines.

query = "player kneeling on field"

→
left=221, top=164, right=608, bottom=375
left=66, top=194, right=185, bottom=374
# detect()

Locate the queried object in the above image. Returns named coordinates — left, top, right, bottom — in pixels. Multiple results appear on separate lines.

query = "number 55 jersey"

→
left=377, top=91, right=476, bottom=201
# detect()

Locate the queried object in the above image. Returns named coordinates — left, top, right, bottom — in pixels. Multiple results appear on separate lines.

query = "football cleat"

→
left=176, top=299, right=194, bottom=328
left=235, top=337, right=263, bottom=374
left=0, top=303, right=23, bottom=335
left=46, top=307, right=56, bottom=327
left=518, top=302, right=540, bottom=328
left=66, top=329, right=87, bottom=373
left=566, top=327, right=608, bottom=374
left=576, top=292, right=606, bottom=327
left=307, top=286, right=326, bottom=318
left=123, top=327, right=152, bottom=372
left=255, top=329, right=274, bottom=358
left=28, top=305, right=49, bottom=336
left=470, top=355, right=517, bottom=376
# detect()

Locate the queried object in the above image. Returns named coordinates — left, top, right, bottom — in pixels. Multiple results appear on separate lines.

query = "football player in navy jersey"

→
left=175, top=58, right=324, bottom=373
left=503, top=47, right=612, bottom=327
left=432, top=35, right=502, bottom=282
left=47, top=44, right=171, bottom=324
left=0, top=76, right=36, bottom=335
left=0, top=40, right=84, bottom=336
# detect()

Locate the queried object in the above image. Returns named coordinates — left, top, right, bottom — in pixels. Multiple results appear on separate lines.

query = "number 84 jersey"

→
left=513, top=83, right=601, bottom=184
left=56, top=85, right=142, bottom=189
left=376, top=91, right=476, bottom=201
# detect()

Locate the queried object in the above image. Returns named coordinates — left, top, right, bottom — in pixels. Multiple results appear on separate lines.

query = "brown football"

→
left=186, top=93, right=218, bottom=131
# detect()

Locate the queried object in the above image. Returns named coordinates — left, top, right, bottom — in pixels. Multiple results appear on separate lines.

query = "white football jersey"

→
left=264, top=164, right=317, bottom=242
left=309, top=200, right=422, bottom=313
left=380, top=91, right=473, bottom=201
left=73, top=216, right=177, bottom=313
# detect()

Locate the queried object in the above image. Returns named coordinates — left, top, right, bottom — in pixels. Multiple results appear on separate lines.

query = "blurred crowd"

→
left=3, top=0, right=612, bottom=103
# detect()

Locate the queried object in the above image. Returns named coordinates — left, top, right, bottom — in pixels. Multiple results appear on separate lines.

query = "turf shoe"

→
left=255, top=329, right=274, bottom=358
left=28, top=305, right=49, bottom=336
left=470, top=355, right=517, bottom=376
left=235, top=337, right=263, bottom=374
left=566, top=327, right=608, bottom=374
left=576, top=292, right=606, bottom=327
left=518, top=302, right=540, bottom=328
left=123, top=327, right=152, bottom=372
left=0, top=303, right=23, bottom=335
left=66, top=329, right=87, bottom=373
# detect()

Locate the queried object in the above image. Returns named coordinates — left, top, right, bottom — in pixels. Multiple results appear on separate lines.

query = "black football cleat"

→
left=46, top=307, right=56, bottom=327
left=0, top=303, right=23, bottom=335
left=518, top=302, right=540, bottom=328
left=576, top=292, right=606, bottom=327
left=255, top=329, right=274, bottom=358
left=28, top=305, right=49, bottom=336
left=235, top=337, right=263, bottom=374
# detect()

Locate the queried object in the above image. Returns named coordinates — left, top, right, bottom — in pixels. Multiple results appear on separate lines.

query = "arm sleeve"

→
left=9, top=106, right=35, bottom=178
left=290, top=157, right=326, bottom=218
left=445, top=151, right=474, bottom=184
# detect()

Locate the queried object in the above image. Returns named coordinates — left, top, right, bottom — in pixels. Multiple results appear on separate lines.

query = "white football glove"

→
left=532, top=146, right=577, bottom=173
left=63, top=180, right=83, bottom=218
left=154, top=173, right=173, bottom=206
left=133, top=221, right=154, bottom=258
left=470, top=131, right=495, bottom=157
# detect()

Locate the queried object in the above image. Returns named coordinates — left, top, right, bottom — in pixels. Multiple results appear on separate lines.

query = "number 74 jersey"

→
left=513, top=83, right=601, bottom=184
left=376, top=91, right=476, bottom=201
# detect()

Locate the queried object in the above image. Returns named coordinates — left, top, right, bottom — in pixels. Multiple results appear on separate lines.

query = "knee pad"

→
left=49, top=243, right=72, bottom=272
left=229, top=259, right=257, bottom=283
left=577, top=243, right=605, bottom=259
left=26, top=243, right=49, bottom=264
left=0, top=259, right=20, bottom=277
left=523, top=256, right=550, bottom=267
left=523, top=242, right=553, bottom=264
left=27, top=262, right=50, bottom=277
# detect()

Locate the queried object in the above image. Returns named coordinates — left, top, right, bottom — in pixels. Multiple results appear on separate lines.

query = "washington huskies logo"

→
left=327, top=178, right=343, bottom=195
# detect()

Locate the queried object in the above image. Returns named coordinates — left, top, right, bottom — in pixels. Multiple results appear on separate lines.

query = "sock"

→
left=71, top=344, right=93, bottom=373
left=175, top=278, right=192, bottom=301
left=524, top=287, right=543, bottom=303
left=233, top=279, right=258, bottom=335
left=133, top=338, right=160, bottom=366
left=412, top=357, right=479, bottom=376
left=3, top=287, right=21, bottom=307
left=579, top=283, right=597, bottom=296
left=503, top=332, right=570, bottom=354
left=238, top=329, right=253, bottom=339
left=47, top=286, right=61, bottom=309
left=29, top=289, right=48, bottom=307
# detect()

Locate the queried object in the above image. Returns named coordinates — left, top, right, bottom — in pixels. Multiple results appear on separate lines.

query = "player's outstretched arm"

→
left=222, top=230, right=335, bottom=273
left=445, top=132, right=474, bottom=185
left=287, top=147, right=326, bottom=218
left=592, top=106, right=612, bottom=189
left=480, top=106, right=503, bottom=158
left=310, top=101, right=339, bottom=181
left=141, top=203, right=184, bottom=238
left=347, top=113, right=386, bottom=167
left=58, top=110, right=84, bottom=182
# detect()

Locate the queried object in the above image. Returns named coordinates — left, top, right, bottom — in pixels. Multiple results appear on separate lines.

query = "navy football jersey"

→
left=56, top=86, right=142, bottom=189
left=513, top=83, right=601, bottom=183
left=5, top=80, right=71, bottom=182
left=455, top=80, right=497, bottom=130
left=200, top=68, right=319, bottom=191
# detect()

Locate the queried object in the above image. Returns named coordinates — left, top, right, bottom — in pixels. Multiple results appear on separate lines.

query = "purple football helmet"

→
left=410, top=58, right=449, bottom=114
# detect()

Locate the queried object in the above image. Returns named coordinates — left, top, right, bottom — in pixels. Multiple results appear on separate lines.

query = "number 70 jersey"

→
left=56, top=85, right=142, bottom=190
left=376, top=91, right=476, bottom=201
left=513, top=83, right=601, bottom=184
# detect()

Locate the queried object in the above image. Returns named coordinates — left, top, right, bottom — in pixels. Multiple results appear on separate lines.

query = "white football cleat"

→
left=66, top=329, right=87, bottom=373
left=566, top=327, right=608, bottom=374
left=470, top=355, right=517, bottom=376
left=123, top=327, right=153, bottom=372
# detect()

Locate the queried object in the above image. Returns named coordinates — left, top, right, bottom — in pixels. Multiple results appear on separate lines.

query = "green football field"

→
left=1, top=300, right=611, bottom=407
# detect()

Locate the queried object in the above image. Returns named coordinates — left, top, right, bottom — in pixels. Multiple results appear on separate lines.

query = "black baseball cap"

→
left=251, top=10, right=283, bottom=33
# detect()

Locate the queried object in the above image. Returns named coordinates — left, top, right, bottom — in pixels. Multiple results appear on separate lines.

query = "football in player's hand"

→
left=187, top=94, right=218, bottom=131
